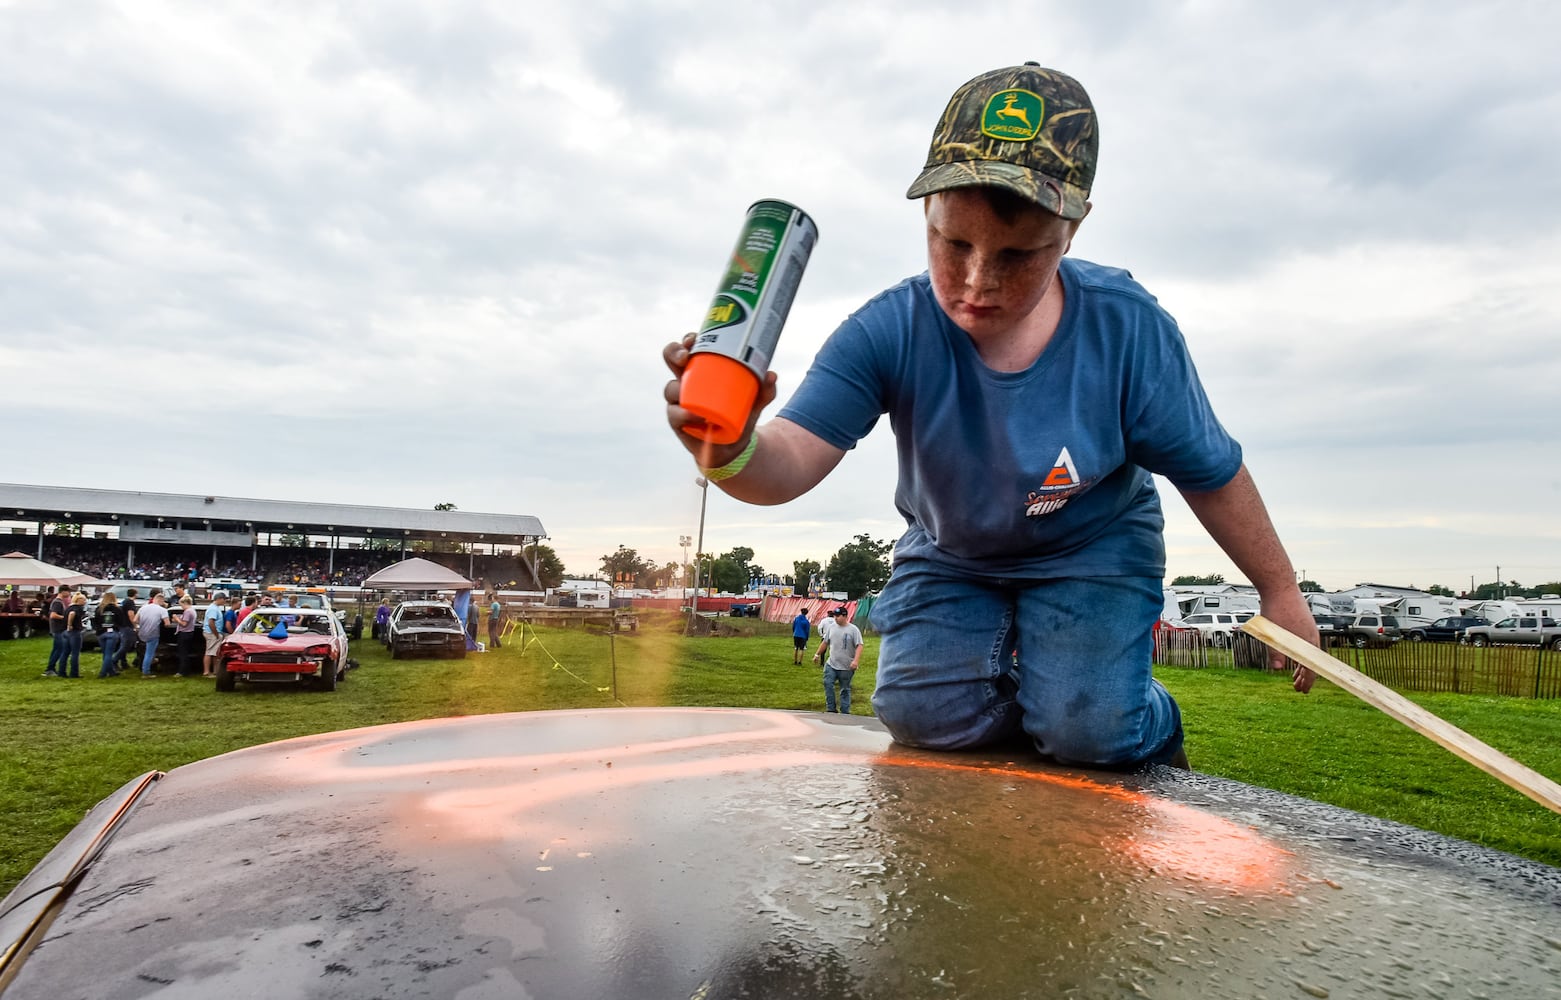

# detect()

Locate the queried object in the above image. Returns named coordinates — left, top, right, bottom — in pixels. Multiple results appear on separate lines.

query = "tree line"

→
left=588, top=534, right=894, bottom=599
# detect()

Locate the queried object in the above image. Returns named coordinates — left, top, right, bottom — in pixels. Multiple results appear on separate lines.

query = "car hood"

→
left=225, top=633, right=335, bottom=652
left=392, top=622, right=463, bottom=635
left=2, top=709, right=1557, bottom=998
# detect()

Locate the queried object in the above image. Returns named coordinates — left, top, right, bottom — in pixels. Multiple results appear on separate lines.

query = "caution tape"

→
left=509, top=618, right=625, bottom=707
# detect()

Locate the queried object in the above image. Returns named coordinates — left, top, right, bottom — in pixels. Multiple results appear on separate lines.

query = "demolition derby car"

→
left=215, top=606, right=353, bottom=692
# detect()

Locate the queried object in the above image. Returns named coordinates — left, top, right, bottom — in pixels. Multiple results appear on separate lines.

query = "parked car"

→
left=1463, top=616, right=1561, bottom=650
left=1344, top=614, right=1401, bottom=648
left=100, top=581, right=178, bottom=604
left=1179, top=612, right=1241, bottom=647
left=215, top=606, right=351, bottom=692
left=80, top=595, right=203, bottom=658
left=385, top=600, right=468, bottom=659
left=5, top=710, right=1558, bottom=998
left=265, top=588, right=362, bottom=638
left=1312, top=613, right=1352, bottom=647
left=1405, top=616, right=1491, bottom=643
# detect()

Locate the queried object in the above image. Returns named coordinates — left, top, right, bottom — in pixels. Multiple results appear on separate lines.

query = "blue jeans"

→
left=115, top=628, right=135, bottom=668
left=62, top=631, right=83, bottom=676
left=824, top=666, right=855, bottom=713
left=138, top=635, right=160, bottom=675
left=47, top=632, right=68, bottom=674
left=869, top=563, right=1182, bottom=770
left=99, top=631, right=121, bottom=677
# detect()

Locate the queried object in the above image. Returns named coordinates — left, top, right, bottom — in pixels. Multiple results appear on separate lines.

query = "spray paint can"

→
left=680, top=199, right=818, bottom=445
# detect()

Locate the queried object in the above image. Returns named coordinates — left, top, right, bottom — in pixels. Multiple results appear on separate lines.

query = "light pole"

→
left=679, top=534, right=692, bottom=594
left=691, top=477, right=709, bottom=626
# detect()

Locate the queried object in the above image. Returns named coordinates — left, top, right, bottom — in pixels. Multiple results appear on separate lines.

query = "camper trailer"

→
left=548, top=579, right=611, bottom=610
left=1466, top=600, right=1522, bottom=624
left=1306, top=593, right=1360, bottom=615
left=1162, top=587, right=1260, bottom=623
left=1376, top=594, right=1460, bottom=631
left=1516, top=596, right=1561, bottom=620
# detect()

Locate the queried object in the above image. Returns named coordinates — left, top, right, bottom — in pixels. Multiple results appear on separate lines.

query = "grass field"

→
left=3, top=611, right=1559, bottom=898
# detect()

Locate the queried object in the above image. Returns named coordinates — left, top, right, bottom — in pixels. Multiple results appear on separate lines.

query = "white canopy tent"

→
left=0, top=551, right=104, bottom=588
left=361, top=557, right=475, bottom=591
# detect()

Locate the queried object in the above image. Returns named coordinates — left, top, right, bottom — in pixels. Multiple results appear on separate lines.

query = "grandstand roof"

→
left=0, top=483, right=545, bottom=543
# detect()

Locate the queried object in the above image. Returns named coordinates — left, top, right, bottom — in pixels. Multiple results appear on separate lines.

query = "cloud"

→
left=2, top=0, right=1558, bottom=591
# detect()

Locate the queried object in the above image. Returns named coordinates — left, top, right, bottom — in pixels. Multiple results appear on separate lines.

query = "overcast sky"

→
left=3, top=1, right=1558, bottom=593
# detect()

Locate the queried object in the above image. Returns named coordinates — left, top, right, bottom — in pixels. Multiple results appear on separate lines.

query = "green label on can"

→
left=702, top=294, right=747, bottom=333
left=697, top=201, right=794, bottom=335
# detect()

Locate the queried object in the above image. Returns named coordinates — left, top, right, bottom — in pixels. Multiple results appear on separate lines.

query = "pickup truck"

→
left=1463, top=616, right=1561, bottom=650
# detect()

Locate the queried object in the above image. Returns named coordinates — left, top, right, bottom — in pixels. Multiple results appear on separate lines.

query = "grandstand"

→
left=0, top=483, right=547, bottom=590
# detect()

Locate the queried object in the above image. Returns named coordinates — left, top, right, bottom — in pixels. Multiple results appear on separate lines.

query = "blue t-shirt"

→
left=792, top=613, right=811, bottom=640
left=777, top=259, right=1241, bottom=580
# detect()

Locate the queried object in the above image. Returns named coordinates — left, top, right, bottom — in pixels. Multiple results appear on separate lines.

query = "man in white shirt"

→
left=813, top=607, right=864, bottom=714
left=134, top=593, right=170, bottom=677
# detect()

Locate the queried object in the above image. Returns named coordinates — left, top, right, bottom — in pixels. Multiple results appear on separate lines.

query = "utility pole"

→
left=689, top=478, right=709, bottom=630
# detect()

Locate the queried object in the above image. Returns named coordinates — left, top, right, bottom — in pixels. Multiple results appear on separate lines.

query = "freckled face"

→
left=924, top=190, right=1082, bottom=342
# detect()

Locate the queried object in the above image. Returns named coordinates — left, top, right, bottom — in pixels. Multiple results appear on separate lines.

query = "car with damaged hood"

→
left=2, top=709, right=1558, bottom=998
left=384, top=600, right=468, bottom=659
left=215, top=606, right=353, bottom=692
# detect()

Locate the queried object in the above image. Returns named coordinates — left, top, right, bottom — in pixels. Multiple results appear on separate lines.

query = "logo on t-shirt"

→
left=1024, top=446, right=1087, bottom=517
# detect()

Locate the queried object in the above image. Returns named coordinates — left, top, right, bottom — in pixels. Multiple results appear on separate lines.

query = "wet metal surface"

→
left=5, top=708, right=1559, bottom=998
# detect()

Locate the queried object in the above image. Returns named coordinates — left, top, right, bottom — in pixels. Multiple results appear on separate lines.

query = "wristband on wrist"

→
left=700, top=435, right=758, bottom=482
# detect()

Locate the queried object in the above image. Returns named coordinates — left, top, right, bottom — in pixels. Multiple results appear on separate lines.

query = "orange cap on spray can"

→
left=679, top=353, right=760, bottom=446
left=680, top=200, right=818, bottom=445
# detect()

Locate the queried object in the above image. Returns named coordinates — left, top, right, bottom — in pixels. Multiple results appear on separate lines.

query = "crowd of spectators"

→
left=28, top=539, right=539, bottom=590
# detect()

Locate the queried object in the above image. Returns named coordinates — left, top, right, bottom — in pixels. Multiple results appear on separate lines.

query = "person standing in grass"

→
left=43, top=585, right=71, bottom=678
left=134, top=592, right=170, bottom=676
left=203, top=594, right=228, bottom=677
left=172, top=596, right=200, bottom=677
left=791, top=608, right=813, bottom=665
left=813, top=607, right=863, bottom=714
left=95, top=592, right=123, bottom=678
left=115, top=588, right=139, bottom=673
left=488, top=595, right=504, bottom=650
left=61, top=593, right=88, bottom=678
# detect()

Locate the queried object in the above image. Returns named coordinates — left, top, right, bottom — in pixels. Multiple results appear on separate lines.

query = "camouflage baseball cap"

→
left=906, top=63, right=1097, bottom=220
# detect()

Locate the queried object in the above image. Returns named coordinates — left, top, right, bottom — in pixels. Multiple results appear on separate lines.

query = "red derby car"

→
left=215, top=607, right=352, bottom=692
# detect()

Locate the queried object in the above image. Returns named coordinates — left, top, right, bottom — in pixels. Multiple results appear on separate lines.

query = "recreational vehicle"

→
left=1376, top=594, right=1459, bottom=631
left=1161, top=587, right=1259, bottom=622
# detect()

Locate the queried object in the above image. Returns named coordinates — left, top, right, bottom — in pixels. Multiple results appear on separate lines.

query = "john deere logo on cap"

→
left=980, top=89, right=1044, bottom=141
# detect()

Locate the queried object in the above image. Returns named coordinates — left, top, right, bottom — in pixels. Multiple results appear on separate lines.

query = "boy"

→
left=663, top=64, right=1317, bottom=769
